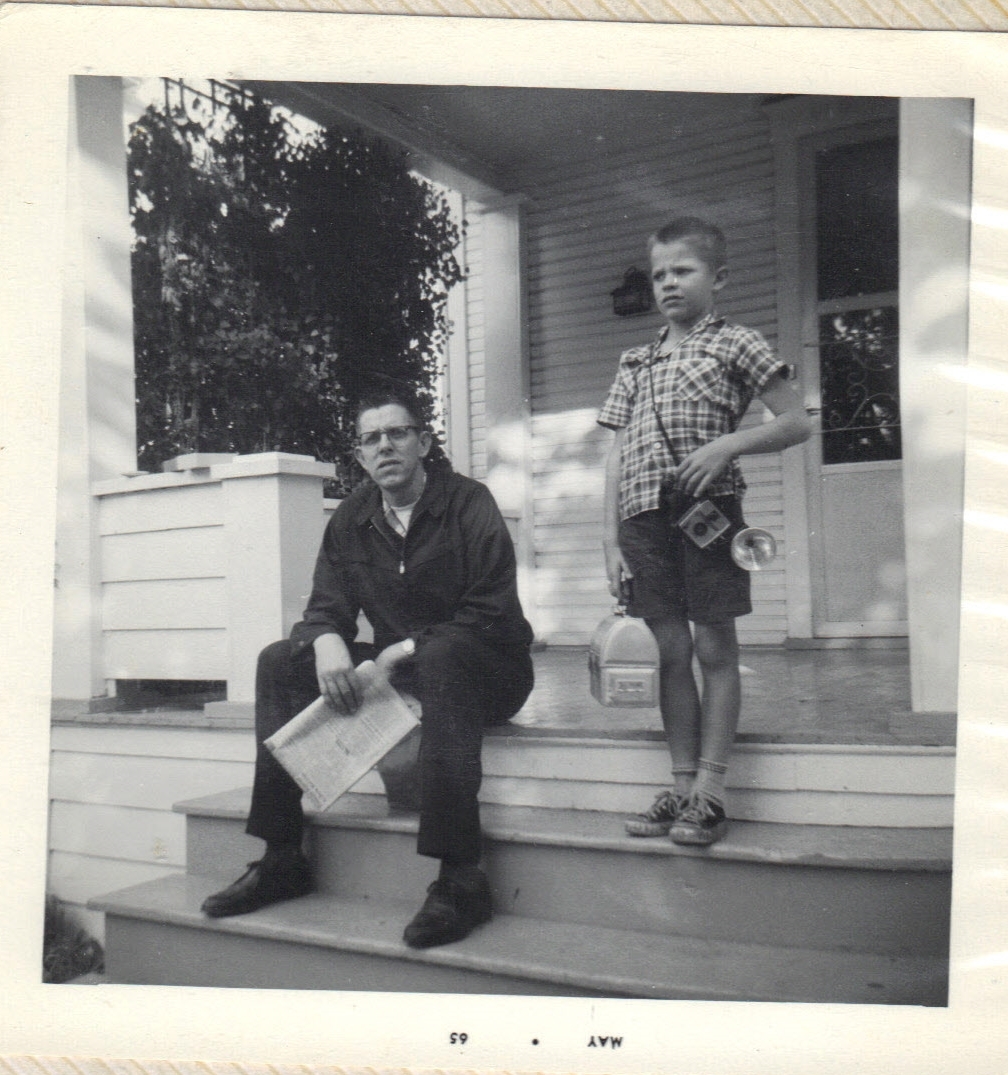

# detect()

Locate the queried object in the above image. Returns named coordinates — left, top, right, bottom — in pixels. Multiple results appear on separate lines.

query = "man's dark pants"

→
left=247, top=629, right=534, bottom=864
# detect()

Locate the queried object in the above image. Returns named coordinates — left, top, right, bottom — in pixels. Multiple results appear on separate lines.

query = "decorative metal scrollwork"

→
left=818, top=306, right=901, bottom=465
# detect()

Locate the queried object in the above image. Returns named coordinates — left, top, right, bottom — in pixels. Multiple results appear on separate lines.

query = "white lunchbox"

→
left=588, top=587, right=660, bottom=708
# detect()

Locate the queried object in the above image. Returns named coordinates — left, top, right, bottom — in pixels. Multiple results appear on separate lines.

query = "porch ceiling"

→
left=245, top=80, right=766, bottom=197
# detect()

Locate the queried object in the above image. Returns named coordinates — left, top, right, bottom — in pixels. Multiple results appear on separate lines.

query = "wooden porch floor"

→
left=60, top=643, right=956, bottom=751
left=508, top=645, right=956, bottom=748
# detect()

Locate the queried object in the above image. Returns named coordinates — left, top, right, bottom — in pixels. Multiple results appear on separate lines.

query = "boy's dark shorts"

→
left=618, top=489, right=751, bottom=624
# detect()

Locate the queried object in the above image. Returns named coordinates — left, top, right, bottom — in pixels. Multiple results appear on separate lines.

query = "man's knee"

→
left=415, top=630, right=480, bottom=681
left=414, top=630, right=532, bottom=726
left=257, top=639, right=294, bottom=680
left=414, top=630, right=501, bottom=719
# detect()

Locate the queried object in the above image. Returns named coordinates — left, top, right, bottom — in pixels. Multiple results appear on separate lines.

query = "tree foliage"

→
left=128, top=84, right=463, bottom=488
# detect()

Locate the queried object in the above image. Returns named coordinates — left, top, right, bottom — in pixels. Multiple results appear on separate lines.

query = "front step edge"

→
left=177, top=789, right=953, bottom=873
left=90, top=873, right=948, bottom=1005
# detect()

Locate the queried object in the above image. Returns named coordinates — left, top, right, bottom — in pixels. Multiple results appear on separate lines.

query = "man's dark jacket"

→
left=289, top=466, right=534, bottom=661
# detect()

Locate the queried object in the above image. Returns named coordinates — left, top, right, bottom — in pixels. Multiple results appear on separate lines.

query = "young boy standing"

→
left=598, top=217, right=812, bottom=846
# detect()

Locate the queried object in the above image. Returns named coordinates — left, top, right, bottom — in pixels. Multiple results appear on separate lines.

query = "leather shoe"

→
left=403, top=867, right=492, bottom=949
left=201, top=845, right=313, bottom=918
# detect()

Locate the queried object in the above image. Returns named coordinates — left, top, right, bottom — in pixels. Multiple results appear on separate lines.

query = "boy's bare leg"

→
left=623, top=612, right=699, bottom=836
left=648, top=613, right=702, bottom=785
left=692, top=619, right=741, bottom=802
left=666, top=619, right=739, bottom=844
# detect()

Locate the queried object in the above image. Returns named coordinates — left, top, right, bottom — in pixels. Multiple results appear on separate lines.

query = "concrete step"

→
left=91, top=872, right=948, bottom=1004
left=405, top=730, right=955, bottom=827
left=196, top=706, right=956, bottom=827
left=178, top=789, right=952, bottom=959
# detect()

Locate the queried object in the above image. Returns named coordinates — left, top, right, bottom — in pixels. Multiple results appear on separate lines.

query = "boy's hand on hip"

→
left=674, top=439, right=734, bottom=498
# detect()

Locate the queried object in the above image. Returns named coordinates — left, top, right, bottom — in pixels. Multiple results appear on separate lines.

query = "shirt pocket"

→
left=671, top=353, right=727, bottom=405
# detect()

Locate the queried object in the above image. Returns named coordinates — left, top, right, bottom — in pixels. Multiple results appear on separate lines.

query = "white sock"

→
left=692, top=758, right=728, bottom=807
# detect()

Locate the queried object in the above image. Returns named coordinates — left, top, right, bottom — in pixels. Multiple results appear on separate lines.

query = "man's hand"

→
left=604, top=543, right=632, bottom=599
left=313, top=633, right=365, bottom=715
left=673, top=436, right=736, bottom=498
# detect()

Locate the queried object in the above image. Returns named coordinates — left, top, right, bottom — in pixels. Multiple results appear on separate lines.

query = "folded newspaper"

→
left=265, top=659, right=421, bottom=812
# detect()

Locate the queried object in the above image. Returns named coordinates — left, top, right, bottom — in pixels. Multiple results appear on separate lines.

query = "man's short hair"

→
left=355, top=386, right=427, bottom=431
left=648, top=217, right=728, bottom=272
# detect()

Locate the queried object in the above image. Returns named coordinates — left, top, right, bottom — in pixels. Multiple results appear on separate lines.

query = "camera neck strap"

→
left=645, top=340, right=681, bottom=469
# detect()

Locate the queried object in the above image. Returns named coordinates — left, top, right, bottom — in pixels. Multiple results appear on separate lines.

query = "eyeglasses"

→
left=357, top=425, right=420, bottom=449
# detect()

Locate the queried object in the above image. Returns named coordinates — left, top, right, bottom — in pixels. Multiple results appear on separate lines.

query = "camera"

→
left=677, top=499, right=732, bottom=549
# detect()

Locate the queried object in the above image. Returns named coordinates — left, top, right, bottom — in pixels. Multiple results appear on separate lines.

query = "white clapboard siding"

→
left=51, top=723, right=257, bottom=760
left=47, top=724, right=256, bottom=941
left=98, top=479, right=230, bottom=681
left=463, top=201, right=488, bottom=480
left=47, top=851, right=174, bottom=943
left=49, top=800, right=189, bottom=868
left=99, top=525, right=225, bottom=582
left=97, top=481, right=223, bottom=535
left=522, top=104, right=788, bottom=645
left=101, top=572, right=229, bottom=677
left=102, top=628, right=228, bottom=680
left=49, top=748, right=253, bottom=810
left=101, top=578, right=228, bottom=631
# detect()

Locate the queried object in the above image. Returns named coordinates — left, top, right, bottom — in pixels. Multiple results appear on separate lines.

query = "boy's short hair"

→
left=648, top=217, right=728, bottom=271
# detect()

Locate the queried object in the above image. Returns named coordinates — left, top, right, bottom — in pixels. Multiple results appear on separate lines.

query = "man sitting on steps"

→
left=201, top=386, right=535, bottom=949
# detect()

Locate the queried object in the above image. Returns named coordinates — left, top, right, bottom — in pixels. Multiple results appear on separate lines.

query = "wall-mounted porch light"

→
left=611, top=267, right=653, bottom=317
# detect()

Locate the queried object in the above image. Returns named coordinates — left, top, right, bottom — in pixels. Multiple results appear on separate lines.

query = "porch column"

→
left=476, top=195, right=534, bottom=617
left=52, top=76, right=136, bottom=701
left=899, top=98, right=971, bottom=714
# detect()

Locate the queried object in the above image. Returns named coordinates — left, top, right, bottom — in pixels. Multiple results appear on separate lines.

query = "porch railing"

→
left=92, top=453, right=334, bottom=703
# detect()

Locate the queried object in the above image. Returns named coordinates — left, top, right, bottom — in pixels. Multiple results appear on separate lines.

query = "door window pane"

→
left=815, top=133, right=900, bottom=464
left=816, top=137, right=899, bottom=301
left=819, top=306, right=901, bottom=465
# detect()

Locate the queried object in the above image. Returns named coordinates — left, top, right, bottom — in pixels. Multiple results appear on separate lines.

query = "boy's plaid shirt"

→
left=598, top=313, right=786, bottom=521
